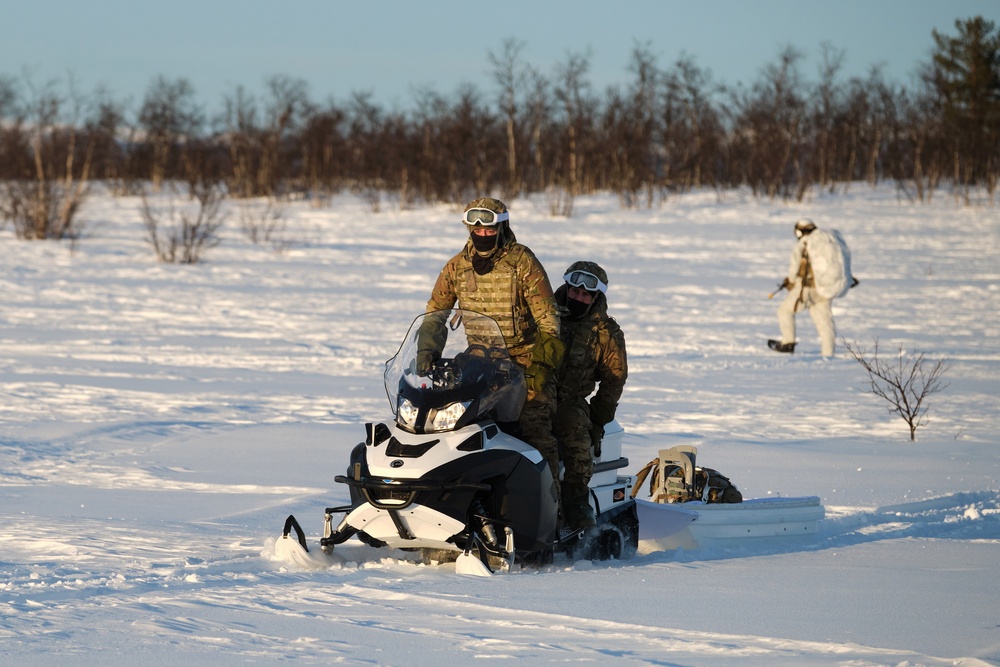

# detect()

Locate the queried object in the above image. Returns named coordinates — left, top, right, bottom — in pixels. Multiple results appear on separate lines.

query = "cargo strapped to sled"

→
left=632, top=445, right=742, bottom=504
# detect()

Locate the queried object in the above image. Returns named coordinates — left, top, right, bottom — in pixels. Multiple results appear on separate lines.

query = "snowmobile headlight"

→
left=397, top=397, right=420, bottom=430
left=428, top=401, right=471, bottom=432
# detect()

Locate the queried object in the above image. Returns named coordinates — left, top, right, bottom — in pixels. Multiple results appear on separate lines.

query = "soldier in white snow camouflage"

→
left=771, top=218, right=857, bottom=357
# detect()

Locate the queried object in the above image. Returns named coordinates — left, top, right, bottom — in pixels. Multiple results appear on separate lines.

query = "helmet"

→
left=462, top=197, right=509, bottom=227
left=463, top=197, right=510, bottom=257
left=794, top=218, right=817, bottom=238
left=563, top=260, right=609, bottom=294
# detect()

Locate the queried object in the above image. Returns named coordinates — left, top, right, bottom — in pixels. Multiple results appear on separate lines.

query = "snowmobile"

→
left=276, top=308, right=695, bottom=575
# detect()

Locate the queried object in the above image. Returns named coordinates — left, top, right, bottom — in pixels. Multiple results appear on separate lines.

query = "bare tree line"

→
left=1, top=16, right=997, bottom=241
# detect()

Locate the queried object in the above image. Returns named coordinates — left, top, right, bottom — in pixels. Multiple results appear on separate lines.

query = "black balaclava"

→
left=470, top=230, right=499, bottom=254
left=566, top=294, right=593, bottom=318
left=470, top=229, right=498, bottom=274
left=469, top=222, right=507, bottom=275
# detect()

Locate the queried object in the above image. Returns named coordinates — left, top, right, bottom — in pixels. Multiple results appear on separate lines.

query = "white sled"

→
left=635, top=499, right=700, bottom=554
left=640, top=496, right=824, bottom=551
left=632, top=445, right=824, bottom=552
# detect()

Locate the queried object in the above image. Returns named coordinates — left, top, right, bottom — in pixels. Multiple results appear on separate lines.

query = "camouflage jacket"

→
left=554, top=285, right=628, bottom=426
left=426, top=238, right=558, bottom=355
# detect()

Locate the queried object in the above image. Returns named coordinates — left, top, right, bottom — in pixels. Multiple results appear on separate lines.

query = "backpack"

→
left=807, top=228, right=853, bottom=300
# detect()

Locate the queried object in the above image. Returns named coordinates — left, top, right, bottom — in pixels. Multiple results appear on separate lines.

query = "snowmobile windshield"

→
left=384, top=309, right=526, bottom=432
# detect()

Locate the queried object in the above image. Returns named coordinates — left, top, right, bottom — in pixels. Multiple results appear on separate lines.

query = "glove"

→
left=781, top=277, right=792, bottom=289
left=589, top=400, right=616, bottom=429
left=590, top=423, right=605, bottom=458
left=525, top=330, right=564, bottom=396
left=415, top=316, right=446, bottom=375
left=525, top=362, right=551, bottom=395
left=530, top=330, right=566, bottom=371
left=416, top=350, right=438, bottom=375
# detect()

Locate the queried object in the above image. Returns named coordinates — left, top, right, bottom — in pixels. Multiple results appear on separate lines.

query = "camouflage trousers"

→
left=509, top=352, right=560, bottom=506
left=553, top=396, right=596, bottom=529
left=519, top=379, right=560, bottom=500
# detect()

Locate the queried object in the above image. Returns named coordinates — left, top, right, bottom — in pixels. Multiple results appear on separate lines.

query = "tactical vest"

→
left=454, top=245, right=535, bottom=350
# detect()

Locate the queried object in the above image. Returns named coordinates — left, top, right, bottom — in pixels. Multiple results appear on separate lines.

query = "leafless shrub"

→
left=1, top=179, right=87, bottom=240
left=237, top=198, right=286, bottom=251
left=844, top=337, right=951, bottom=442
left=0, top=73, right=92, bottom=240
left=141, top=183, right=226, bottom=263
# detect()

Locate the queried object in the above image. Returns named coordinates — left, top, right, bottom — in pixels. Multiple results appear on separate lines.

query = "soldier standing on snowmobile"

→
left=424, top=197, right=565, bottom=494
left=770, top=218, right=855, bottom=357
left=553, top=261, right=628, bottom=530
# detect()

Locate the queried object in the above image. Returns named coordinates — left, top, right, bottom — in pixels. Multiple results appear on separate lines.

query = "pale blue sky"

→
left=3, top=0, right=999, bottom=114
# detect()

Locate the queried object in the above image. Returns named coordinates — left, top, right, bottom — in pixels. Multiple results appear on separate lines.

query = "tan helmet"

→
left=464, top=197, right=507, bottom=215
left=462, top=197, right=509, bottom=226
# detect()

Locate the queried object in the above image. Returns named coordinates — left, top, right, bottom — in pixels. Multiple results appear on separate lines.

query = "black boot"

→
left=768, top=339, right=796, bottom=353
left=561, top=483, right=596, bottom=531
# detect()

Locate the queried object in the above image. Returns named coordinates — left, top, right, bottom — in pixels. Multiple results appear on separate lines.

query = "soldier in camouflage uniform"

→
left=553, top=261, right=628, bottom=530
left=425, top=197, right=565, bottom=498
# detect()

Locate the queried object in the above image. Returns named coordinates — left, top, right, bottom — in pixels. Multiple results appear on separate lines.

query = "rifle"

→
left=769, top=276, right=857, bottom=299
left=768, top=281, right=788, bottom=299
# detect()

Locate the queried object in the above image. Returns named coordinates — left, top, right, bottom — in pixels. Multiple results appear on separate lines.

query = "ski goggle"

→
left=463, top=208, right=509, bottom=226
left=563, top=270, right=608, bottom=294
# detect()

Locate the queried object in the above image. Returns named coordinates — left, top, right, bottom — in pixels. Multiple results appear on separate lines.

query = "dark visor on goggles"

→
left=564, top=270, right=608, bottom=294
left=464, top=208, right=510, bottom=226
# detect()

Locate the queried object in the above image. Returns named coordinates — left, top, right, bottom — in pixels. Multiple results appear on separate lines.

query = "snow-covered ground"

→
left=1, top=184, right=998, bottom=666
